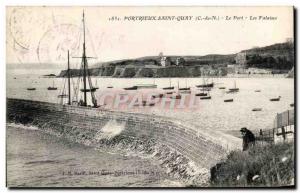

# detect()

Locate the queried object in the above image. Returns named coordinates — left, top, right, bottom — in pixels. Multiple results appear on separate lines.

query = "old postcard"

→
left=6, top=6, right=295, bottom=188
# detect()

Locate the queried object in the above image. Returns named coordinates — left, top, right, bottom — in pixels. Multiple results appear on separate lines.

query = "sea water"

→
left=6, top=69, right=294, bottom=186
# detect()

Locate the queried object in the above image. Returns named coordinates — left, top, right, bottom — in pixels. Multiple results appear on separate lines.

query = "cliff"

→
left=58, top=65, right=227, bottom=78
left=57, top=42, right=293, bottom=78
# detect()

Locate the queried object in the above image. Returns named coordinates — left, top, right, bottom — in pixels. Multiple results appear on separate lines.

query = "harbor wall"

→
left=7, top=98, right=230, bottom=170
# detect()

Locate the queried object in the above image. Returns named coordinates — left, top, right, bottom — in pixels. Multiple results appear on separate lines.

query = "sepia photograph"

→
left=6, top=6, right=295, bottom=188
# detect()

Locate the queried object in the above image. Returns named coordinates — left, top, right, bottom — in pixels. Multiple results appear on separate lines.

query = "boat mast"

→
left=82, top=11, right=87, bottom=106
left=67, top=50, right=71, bottom=105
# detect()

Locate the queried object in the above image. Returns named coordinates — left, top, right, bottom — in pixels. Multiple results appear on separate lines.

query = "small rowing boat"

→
left=270, top=96, right=281, bottom=101
left=195, top=92, right=207, bottom=96
left=200, top=96, right=211, bottom=100
left=252, top=108, right=262, bottom=111
left=123, top=86, right=138, bottom=90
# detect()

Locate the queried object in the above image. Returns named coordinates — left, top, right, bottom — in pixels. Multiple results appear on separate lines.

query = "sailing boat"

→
left=58, top=51, right=70, bottom=101
left=47, top=81, right=58, bottom=90
left=227, top=80, right=239, bottom=93
left=73, top=11, right=98, bottom=107
left=80, top=87, right=98, bottom=92
left=135, top=78, right=157, bottom=89
left=123, top=86, right=138, bottom=90
left=200, top=90, right=211, bottom=100
left=196, top=77, right=214, bottom=88
left=270, top=96, right=281, bottom=101
left=163, top=78, right=174, bottom=90
left=195, top=78, right=208, bottom=96
left=27, top=80, right=36, bottom=91
left=170, top=80, right=181, bottom=99
left=94, top=79, right=99, bottom=89
left=178, top=79, right=190, bottom=91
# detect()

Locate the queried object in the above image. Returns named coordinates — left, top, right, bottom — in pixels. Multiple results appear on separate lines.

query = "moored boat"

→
left=166, top=91, right=175, bottom=95
left=163, top=79, right=174, bottom=90
left=123, top=86, right=138, bottom=90
left=47, top=87, right=57, bottom=90
left=47, top=81, right=58, bottom=90
left=57, top=94, right=68, bottom=98
left=135, top=84, right=157, bottom=89
left=252, top=108, right=262, bottom=111
left=163, top=86, right=174, bottom=90
left=270, top=96, right=281, bottom=101
left=178, top=79, right=190, bottom=91
left=224, top=99, right=233, bottom=102
left=179, top=87, right=190, bottom=91
left=27, top=88, right=36, bottom=91
left=196, top=82, right=214, bottom=88
left=228, top=88, right=239, bottom=92
left=227, top=81, right=239, bottom=93
left=80, top=87, right=98, bottom=92
left=200, top=96, right=211, bottom=100
left=195, top=92, right=207, bottom=96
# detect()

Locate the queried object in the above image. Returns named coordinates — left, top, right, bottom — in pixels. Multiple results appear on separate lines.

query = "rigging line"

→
left=70, top=75, right=76, bottom=101
left=62, top=77, right=67, bottom=95
left=72, top=22, right=83, bottom=103
left=76, top=59, right=84, bottom=101
left=75, top=26, right=83, bottom=63
left=73, top=71, right=81, bottom=102
left=59, top=78, right=67, bottom=104
left=85, top=60, right=97, bottom=103
left=57, top=75, right=66, bottom=104
left=86, top=28, right=98, bottom=59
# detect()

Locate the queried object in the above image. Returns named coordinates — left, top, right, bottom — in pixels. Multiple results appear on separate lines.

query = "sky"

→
left=6, top=6, right=293, bottom=69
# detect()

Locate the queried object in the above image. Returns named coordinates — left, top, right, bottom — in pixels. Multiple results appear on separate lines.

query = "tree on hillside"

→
left=246, top=54, right=293, bottom=70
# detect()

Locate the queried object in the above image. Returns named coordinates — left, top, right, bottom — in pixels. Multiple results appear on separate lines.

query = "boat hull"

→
left=200, top=96, right=211, bottom=100
left=178, top=88, right=190, bottom=91
left=123, top=86, right=138, bottom=90
left=162, top=87, right=174, bottom=90
left=195, top=93, right=207, bottom=96
left=270, top=98, right=280, bottom=101
left=196, top=83, right=214, bottom=88
left=47, top=87, right=58, bottom=90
